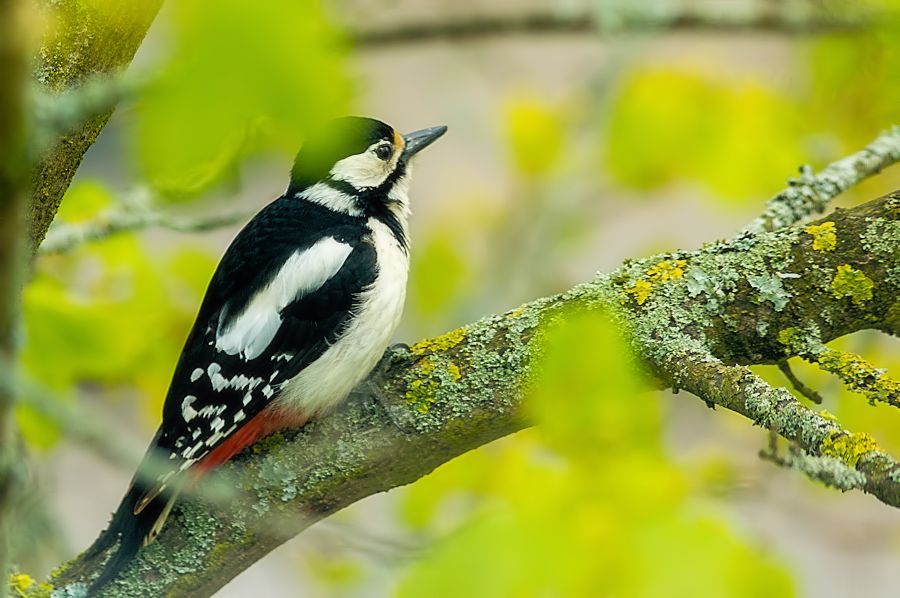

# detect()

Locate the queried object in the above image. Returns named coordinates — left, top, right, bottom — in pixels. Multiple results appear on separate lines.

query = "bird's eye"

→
left=374, top=144, right=392, bottom=161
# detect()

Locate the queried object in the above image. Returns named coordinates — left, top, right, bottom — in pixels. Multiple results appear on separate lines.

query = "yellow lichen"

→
left=624, top=259, right=687, bottom=305
left=410, top=327, right=467, bottom=355
left=10, top=574, right=33, bottom=593
left=817, top=348, right=900, bottom=404
left=776, top=327, right=811, bottom=354
left=507, top=306, right=527, bottom=318
left=804, top=221, right=837, bottom=251
left=447, top=363, right=462, bottom=381
left=405, top=379, right=439, bottom=414
left=818, top=409, right=839, bottom=423
left=624, top=279, right=653, bottom=305
left=821, top=431, right=878, bottom=467
left=415, top=356, right=436, bottom=376
left=647, top=259, right=687, bottom=282
left=831, top=264, right=874, bottom=306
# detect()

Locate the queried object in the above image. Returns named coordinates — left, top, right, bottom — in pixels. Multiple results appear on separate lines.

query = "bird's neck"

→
left=294, top=177, right=411, bottom=253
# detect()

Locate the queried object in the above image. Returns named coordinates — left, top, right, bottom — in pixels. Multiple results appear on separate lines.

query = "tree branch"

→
left=28, top=0, right=162, bottom=252
left=351, top=6, right=873, bottom=47
left=40, top=198, right=253, bottom=255
left=741, top=126, right=900, bottom=234
left=39, top=177, right=899, bottom=594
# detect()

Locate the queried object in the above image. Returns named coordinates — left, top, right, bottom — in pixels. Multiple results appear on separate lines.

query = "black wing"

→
left=84, top=198, right=376, bottom=590
left=148, top=198, right=375, bottom=495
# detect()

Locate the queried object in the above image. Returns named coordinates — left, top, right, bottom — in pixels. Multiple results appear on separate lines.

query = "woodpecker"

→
left=86, top=116, right=447, bottom=590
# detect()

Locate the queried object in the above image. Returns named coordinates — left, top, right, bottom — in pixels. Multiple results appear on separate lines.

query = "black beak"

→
left=401, top=125, right=448, bottom=162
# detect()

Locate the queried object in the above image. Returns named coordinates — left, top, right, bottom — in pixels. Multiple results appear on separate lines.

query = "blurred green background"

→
left=16, top=0, right=900, bottom=596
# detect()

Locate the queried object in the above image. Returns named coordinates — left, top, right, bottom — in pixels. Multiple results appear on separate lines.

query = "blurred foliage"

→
left=606, top=68, right=804, bottom=200
left=604, top=23, right=900, bottom=203
left=503, top=95, right=567, bottom=178
left=397, top=311, right=794, bottom=597
left=19, top=182, right=216, bottom=447
left=19, top=0, right=900, bottom=590
left=135, top=0, right=352, bottom=198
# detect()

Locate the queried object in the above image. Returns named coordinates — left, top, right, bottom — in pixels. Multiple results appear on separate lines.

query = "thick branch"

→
left=43, top=190, right=899, bottom=596
left=28, top=0, right=162, bottom=251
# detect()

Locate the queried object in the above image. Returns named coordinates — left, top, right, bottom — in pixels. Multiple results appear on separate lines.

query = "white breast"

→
left=277, top=217, right=409, bottom=416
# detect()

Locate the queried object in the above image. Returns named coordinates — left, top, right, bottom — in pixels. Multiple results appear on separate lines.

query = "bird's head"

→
left=287, top=116, right=447, bottom=216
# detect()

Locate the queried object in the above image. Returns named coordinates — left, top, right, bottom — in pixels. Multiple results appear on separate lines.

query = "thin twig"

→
left=40, top=204, right=253, bottom=255
left=777, top=359, right=824, bottom=403
left=741, top=126, right=900, bottom=234
left=352, top=9, right=871, bottom=47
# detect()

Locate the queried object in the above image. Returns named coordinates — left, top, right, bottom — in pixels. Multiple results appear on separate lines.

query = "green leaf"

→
left=134, top=0, right=352, bottom=198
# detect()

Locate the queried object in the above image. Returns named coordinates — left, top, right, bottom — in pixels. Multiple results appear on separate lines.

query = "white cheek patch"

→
left=216, top=237, right=353, bottom=360
left=329, top=143, right=394, bottom=189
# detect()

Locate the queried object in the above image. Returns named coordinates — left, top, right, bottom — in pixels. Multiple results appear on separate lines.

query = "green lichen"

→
left=747, top=274, right=792, bottom=311
left=821, top=431, right=878, bottom=467
left=860, top=216, right=900, bottom=286
left=251, top=432, right=286, bottom=454
left=410, top=327, right=467, bottom=355
left=831, top=264, right=874, bottom=306
left=163, top=536, right=252, bottom=598
left=804, top=221, right=837, bottom=251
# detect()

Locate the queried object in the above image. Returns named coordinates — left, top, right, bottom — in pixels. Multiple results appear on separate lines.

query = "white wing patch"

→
left=215, top=237, right=353, bottom=360
left=278, top=217, right=409, bottom=417
left=181, top=395, right=199, bottom=422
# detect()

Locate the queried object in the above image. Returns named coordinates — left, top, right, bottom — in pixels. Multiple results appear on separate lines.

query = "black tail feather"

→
left=85, top=484, right=171, bottom=594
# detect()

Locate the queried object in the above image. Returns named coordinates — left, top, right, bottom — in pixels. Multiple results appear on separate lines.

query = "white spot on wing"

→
left=190, top=368, right=204, bottom=382
left=215, top=238, right=354, bottom=360
left=182, top=395, right=199, bottom=422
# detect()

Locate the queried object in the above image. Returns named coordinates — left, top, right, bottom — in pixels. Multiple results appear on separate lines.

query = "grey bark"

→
left=31, top=185, right=897, bottom=596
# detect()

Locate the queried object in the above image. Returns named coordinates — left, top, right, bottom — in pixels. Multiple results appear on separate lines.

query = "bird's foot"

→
left=353, top=344, right=417, bottom=435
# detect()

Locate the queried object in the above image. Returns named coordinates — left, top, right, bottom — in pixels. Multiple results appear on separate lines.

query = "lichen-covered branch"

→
left=38, top=189, right=899, bottom=596
left=28, top=0, right=162, bottom=251
left=40, top=199, right=253, bottom=255
left=741, top=126, right=900, bottom=234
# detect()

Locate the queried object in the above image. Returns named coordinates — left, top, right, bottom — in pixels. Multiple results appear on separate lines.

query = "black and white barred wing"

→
left=139, top=234, right=377, bottom=507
